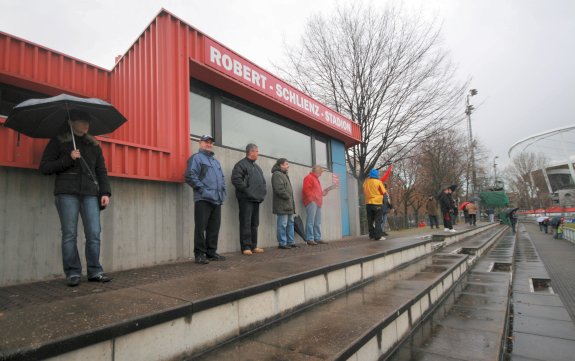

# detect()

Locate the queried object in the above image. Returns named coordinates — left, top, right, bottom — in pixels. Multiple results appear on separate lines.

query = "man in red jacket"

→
left=302, top=165, right=330, bottom=245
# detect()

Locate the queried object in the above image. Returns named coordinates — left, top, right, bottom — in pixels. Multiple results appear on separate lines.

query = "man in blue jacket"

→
left=185, top=135, right=227, bottom=264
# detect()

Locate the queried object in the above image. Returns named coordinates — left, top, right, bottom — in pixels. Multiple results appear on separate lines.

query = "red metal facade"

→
left=0, top=10, right=361, bottom=183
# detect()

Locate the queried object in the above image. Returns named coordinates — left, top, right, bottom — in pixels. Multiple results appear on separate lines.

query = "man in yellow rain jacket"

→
left=363, top=169, right=386, bottom=240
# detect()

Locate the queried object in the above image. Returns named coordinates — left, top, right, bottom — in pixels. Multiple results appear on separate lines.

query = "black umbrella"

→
left=294, top=215, right=306, bottom=240
left=505, top=207, right=519, bottom=215
left=4, top=93, right=127, bottom=149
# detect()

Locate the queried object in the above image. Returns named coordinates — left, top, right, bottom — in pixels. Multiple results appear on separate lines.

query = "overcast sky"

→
left=1, top=0, right=574, bottom=171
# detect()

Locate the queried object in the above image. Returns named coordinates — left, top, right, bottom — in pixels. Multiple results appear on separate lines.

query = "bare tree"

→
left=415, top=130, right=468, bottom=197
left=506, top=152, right=548, bottom=208
left=277, top=3, right=468, bottom=181
left=393, top=156, right=420, bottom=228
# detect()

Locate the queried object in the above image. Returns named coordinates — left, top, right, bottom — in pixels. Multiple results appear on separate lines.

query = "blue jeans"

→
left=55, top=194, right=104, bottom=279
left=305, top=202, right=322, bottom=241
left=381, top=212, right=389, bottom=233
left=276, top=214, right=295, bottom=246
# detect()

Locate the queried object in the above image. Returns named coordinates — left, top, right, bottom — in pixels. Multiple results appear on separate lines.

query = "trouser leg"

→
left=79, top=195, right=103, bottom=278
left=55, top=195, right=82, bottom=278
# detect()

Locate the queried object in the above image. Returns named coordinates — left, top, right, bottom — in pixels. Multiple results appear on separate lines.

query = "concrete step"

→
left=390, top=226, right=513, bottom=361
left=188, top=226, right=504, bottom=361
left=191, top=254, right=468, bottom=361
left=0, top=224, right=498, bottom=361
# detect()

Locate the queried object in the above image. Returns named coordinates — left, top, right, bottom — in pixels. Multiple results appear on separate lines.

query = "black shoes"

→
left=195, top=254, right=210, bottom=264
left=67, top=276, right=80, bottom=287
left=88, top=274, right=112, bottom=283
left=207, top=253, right=226, bottom=261
left=382, top=232, right=389, bottom=236
left=278, top=245, right=291, bottom=249
left=289, top=244, right=300, bottom=248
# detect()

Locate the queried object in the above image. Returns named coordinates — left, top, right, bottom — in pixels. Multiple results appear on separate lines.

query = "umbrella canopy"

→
left=459, top=201, right=471, bottom=210
left=536, top=216, right=549, bottom=222
left=4, top=94, right=127, bottom=138
left=550, top=216, right=562, bottom=226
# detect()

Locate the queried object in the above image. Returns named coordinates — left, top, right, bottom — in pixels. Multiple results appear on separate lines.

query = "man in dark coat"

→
left=185, top=135, right=227, bottom=264
left=231, top=143, right=267, bottom=255
left=426, top=196, right=439, bottom=229
left=271, top=158, right=297, bottom=249
left=39, top=110, right=112, bottom=287
left=438, top=185, right=456, bottom=232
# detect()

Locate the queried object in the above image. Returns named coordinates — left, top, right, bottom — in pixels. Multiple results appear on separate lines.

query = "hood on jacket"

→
left=369, top=169, right=379, bottom=178
left=271, top=164, right=284, bottom=173
left=58, top=132, right=99, bottom=146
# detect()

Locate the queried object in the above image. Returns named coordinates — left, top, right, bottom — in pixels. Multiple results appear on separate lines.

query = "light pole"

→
left=466, top=89, right=478, bottom=196
left=493, top=156, right=499, bottom=189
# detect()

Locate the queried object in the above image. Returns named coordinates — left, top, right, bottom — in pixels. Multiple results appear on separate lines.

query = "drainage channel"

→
left=504, top=226, right=575, bottom=360
left=387, top=227, right=514, bottom=361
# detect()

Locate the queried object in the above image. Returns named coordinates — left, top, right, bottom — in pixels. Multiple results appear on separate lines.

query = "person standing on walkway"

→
left=438, top=186, right=456, bottom=232
left=381, top=183, right=393, bottom=236
left=466, top=201, right=477, bottom=226
left=363, top=169, right=385, bottom=240
left=185, top=135, right=227, bottom=265
left=426, top=196, right=439, bottom=229
left=542, top=217, right=549, bottom=234
left=271, top=158, right=297, bottom=249
left=39, top=110, right=112, bottom=287
left=487, top=208, right=495, bottom=223
left=509, top=208, right=519, bottom=234
left=553, top=217, right=565, bottom=239
left=231, top=143, right=267, bottom=255
left=302, top=165, right=330, bottom=245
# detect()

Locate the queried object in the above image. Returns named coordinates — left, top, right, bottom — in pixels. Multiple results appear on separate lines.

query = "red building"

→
left=0, top=9, right=360, bottom=181
left=0, top=9, right=361, bottom=285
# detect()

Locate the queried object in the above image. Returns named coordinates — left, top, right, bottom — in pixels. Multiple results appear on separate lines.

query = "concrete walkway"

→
left=526, top=223, right=575, bottom=322
left=0, top=225, right=446, bottom=359
left=509, top=223, right=575, bottom=361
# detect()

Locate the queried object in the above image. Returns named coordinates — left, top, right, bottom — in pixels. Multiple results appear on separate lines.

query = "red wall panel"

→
left=1, top=10, right=361, bottom=183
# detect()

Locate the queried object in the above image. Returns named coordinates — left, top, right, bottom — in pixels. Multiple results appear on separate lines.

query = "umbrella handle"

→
left=65, top=103, right=77, bottom=150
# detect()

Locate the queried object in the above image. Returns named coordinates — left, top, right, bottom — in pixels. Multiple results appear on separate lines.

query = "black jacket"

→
left=39, top=133, right=111, bottom=197
left=231, top=157, right=266, bottom=202
left=271, top=164, right=295, bottom=214
left=438, top=192, right=454, bottom=214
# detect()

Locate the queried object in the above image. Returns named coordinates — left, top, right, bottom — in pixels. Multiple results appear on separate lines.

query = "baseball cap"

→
left=200, top=135, right=215, bottom=142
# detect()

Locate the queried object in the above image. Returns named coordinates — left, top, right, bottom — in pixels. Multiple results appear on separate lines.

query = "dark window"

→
left=189, top=90, right=212, bottom=138
left=189, top=78, right=331, bottom=168
left=0, top=83, right=47, bottom=117
left=221, top=103, right=312, bottom=165
left=313, top=137, right=329, bottom=168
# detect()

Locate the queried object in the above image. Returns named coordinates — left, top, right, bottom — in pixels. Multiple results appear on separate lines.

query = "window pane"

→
left=221, top=104, right=312, bottom=165
left=189, top=91, right=211, bottom=137
left=0, top=83, right=47, bottom=117
left=314, top=139, right=328, bottom=168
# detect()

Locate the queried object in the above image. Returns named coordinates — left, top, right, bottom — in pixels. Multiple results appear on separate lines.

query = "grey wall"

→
left=0, top=144, right=359, bottom=286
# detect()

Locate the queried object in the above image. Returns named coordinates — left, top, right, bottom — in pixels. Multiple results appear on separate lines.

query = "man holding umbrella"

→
left=39, top=109, right=112, bottom=286
left=6, top=94, right=126, bottom=287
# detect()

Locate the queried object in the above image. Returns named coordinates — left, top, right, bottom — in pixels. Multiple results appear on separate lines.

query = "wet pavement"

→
left=509, top=223, right=575, bottom=361
left=0, top=226, right=447, bottom=360
left=390, top=223, right=513, bottom=361
left=6, top=222, right=573, bottom=360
